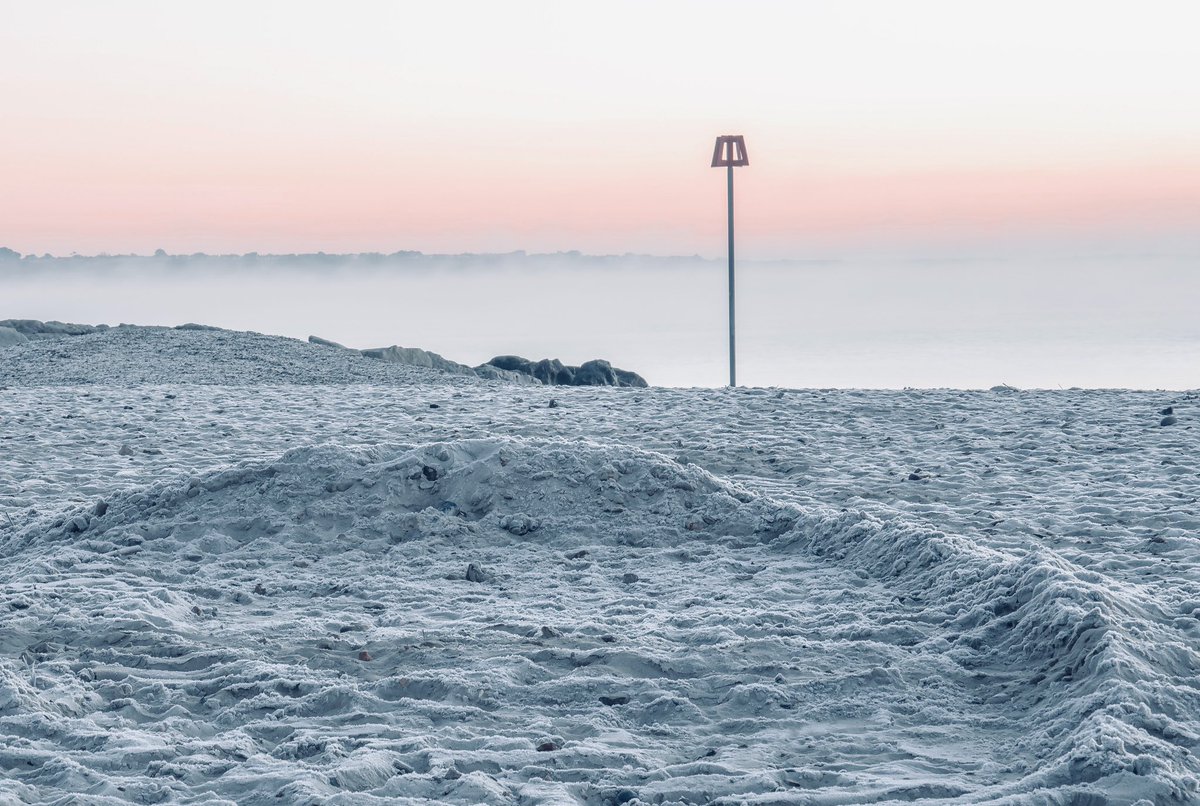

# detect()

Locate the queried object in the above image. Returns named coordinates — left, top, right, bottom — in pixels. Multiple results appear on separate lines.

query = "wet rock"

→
left=599, top=695, right=629, bottom=706
left=536, top=741, right=560, bottom=752
left=1161, top=406, right=1174, bottom=415
left=548, top=398, right=559, bottom=408
left=422, top=465, right=439, bottom=481
left=465, top=563, right=490, bottom=583
left=621, top=572, right=640, bottom=584
left=118, top=444, right=135, bottom=456
left=358, top=651, right=373, bottom=661
left=1161, top=416, right=1178, bottom=427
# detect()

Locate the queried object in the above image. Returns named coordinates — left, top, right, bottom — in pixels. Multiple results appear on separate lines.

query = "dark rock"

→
left=621, top=572, right=640, bottom=584
left=907, top=472, right=923, bottom=481
left=465, top=562, right=489, bottom=583
left=536, top=742, right=560, bottom=752
left=1161, top=406, right=1174, bottom=415
left=92, top=500, right=108, bottom=517
left=566, top=549, right=588, bottom=559
left=575, top=359, right=619, bottom=386
left=174, top=323, right=223, bottom=331
left=531, top=358, right=575, bottom=385
left=484, top=355, right=647, bottom=387
left=599, top=695, right=629, bottom=706
left=1161, top=416, right=1178, bottom=427
left=422, top=465, right=439, bottom=481
left=358, top=651, right=372, bottom=661
left=487, top=355, right=533, bottom=373
left=429, top=403, right=440, bottom=409
left=548, top=398, right=559, bottom=408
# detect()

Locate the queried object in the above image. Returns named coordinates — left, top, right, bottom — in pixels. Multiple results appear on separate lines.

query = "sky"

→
left=2, top=0, right=1199, bottom=259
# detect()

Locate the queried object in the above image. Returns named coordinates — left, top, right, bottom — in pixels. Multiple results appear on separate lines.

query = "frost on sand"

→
left=1, top=437, right=1197, bottom=804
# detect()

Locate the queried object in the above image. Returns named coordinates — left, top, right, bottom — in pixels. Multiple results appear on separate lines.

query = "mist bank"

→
left=2, top=250, right=1197, bottom=388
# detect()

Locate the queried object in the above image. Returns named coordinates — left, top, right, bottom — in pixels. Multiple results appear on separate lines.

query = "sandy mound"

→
left=2, top=437, right=1196, bottom=803
left=0, top=327, right=487, bottom=387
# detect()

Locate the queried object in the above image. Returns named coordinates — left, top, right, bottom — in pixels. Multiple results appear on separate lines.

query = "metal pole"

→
left=727, top=163, right=736, bottom=387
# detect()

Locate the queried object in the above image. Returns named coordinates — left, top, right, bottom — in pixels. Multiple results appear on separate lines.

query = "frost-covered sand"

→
left=1, top=328, right=1198, bottom=805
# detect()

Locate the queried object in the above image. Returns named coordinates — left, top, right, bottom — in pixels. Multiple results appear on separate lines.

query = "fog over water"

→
left=4, top=254, right=1197, bottom=389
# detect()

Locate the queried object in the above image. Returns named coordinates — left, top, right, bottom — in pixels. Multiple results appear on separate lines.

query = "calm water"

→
left=5, top=256, right=1197, bottom=388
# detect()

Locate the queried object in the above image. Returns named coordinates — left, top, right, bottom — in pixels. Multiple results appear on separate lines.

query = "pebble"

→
left=548, top=398, right=559, bottom=408
left=1161, top=416, right=1178, bottom=427
left=358, top=651, right=372, bottom=661
left=536, top=741, right=560, bottom=752
left=599, top=695, right=629, bottom=706
left=465, top=562, right=489, bottom=583
left=566, top=549, right=588, bottom=560
left=1161, top=406, right=1174, bottom=415
left=621, top=572, right=639, bottom=584
left=422, top=465, right=439, bottom=481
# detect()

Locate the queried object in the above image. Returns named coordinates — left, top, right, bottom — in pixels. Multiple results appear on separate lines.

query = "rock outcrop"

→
left=0, top=326, right=29, bottom=347
left=484, top=355, right=647, bottom=387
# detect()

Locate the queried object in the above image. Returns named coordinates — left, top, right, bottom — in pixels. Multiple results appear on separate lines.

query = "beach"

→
left=1, top=326, right=1197, bottom=804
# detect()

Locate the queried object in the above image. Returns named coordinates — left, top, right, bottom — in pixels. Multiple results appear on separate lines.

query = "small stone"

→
left=566, top=549, right=588, bottom=560
left=600, top=634, right=617, bottom=644
left=253, top=582, right=266, bottom=595
left=191, top=605, right=203, bottom=616
left=422, top=465, right=439, bottom=481
left=1161, top=416, right=1178, bottom=427
left=540, top=626, right=559, bottom=638
left=621, top=572, right=639, bottom=584
left=599, top=695, right=629, bottom=706
left=907, top=472, right=923, bottom=481
left=92, top=500, right=109, bottom=517
left=118, top=444, right=135, bottom=456
left=358, top=651, right=372, bottom=661
left=465, top=562, right=489, bottom=583
left=548, top=398, right=559, bottom=408
left=1161, top=406, right=1174, bottom=415
left=429, top=403, right=440, bottom=409
left=536, top=741, right=559, bottom=752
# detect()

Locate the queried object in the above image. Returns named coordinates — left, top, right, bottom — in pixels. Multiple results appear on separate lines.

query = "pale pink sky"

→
left=3, top=1, right=1199, bottom=258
